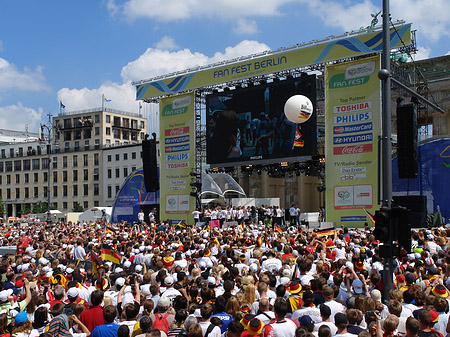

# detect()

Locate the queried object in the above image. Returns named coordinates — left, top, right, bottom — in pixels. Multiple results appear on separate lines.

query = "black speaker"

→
left=392, top=195, right=427, bottom=228
left=396, top=104, right=418, bottom=179
left=142, top=133, right=159, bottom=192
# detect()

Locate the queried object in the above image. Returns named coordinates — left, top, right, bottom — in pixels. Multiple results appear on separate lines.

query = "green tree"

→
left=72, top=202, right=84, bottom=212
left=18, top=204, right=31, bottom=216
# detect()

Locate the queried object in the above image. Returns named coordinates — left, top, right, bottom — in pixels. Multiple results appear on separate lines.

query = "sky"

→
left=0, top=0, right=449, bottom=133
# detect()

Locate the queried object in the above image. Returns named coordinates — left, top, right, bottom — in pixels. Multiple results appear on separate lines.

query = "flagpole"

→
left=102, top=94, right=104, bottom=111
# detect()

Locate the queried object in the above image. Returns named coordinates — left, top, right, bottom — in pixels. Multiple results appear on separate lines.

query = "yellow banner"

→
left=159, top=92, right=196, bottom=226
left=324, top=55, right=381, bottom=227
left=137, top=25, right=411, bottom=100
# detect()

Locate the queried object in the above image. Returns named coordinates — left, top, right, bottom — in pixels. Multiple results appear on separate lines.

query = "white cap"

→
left=124, top=261, right=132, bottom=268
left=115, top=267, right=123, bottom=274
left=164, top=276, right=174, bottom=286
left=67, top=287, right=80, bottom=298
left=135, top=265, right=143, bottom=272
left=0, top=289, right=13, bottom=302
left=250, top=263, right=258, bottom=273
left=115, top=277, right=125, bottom=287
left=42, top=266, right=51, bottom=272
left=207, top=276, right=216, bottom=286
left=66, top=267, right=74, bottom=274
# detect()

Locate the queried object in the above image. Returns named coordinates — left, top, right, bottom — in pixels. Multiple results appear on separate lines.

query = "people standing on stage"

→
left=138, top=209, right=144, bottom=225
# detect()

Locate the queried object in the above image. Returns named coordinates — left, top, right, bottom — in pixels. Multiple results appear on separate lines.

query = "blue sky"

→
left=0, top=0, right=449, bottom=132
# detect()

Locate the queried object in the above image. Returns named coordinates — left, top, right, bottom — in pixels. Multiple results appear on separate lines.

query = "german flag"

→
left=106, top=227, right=114, bottom=234
left=176, top=221, right=187, bottom=229
left=257, top=237, right=263, bottom=247
left=363, top=209, right=376, bottom=226
left=239, top=223, right=245, bottom=231
left=274, top=226, right=283, bottom=235
left=101, top=244, right=121, bottom=265
left=91, top=252, right=103, bottom=273
left=316, top=228, right=335, bottom=238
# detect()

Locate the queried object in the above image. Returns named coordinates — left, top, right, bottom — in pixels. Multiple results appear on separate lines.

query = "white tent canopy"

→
left=78, top=207, right=112, bottom=223
left=200, top=172, right=246, bottom=201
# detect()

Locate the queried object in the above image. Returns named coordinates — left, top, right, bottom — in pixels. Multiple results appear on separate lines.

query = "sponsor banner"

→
left=325, top=56, right=381, bottom=227
left=160, top=93, right=196, bottom=225
left=333, top=111, right=372, bottom=124
left=333, top=122, right=372, bottom=134
left=333, top=132, right=373, bottom=145
left=165, top=135, right=190, bottom=145
left=136, top=25, right=411, bottom=100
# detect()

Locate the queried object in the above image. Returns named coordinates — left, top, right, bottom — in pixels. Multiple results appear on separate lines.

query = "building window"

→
left=140, top=121, right=145, bottom=129
left=94, top=184, right=99, bottom=196
left=83, top=184, right=89, bottom=196
left=6, top=175, right=10, bottom=184
left=15, top=174, right=20, bottom=184
left=73, top=170, right=78, bottom=181
left=107, top=169, right=112, bottom=179
left=65, top=142, right=70, bottom=152
left=107, top=186, right=112, bottom=199
left=123, top=153, right=128, bottom=160
left=84, top=169, right=88, bottom=181
left=83, top=201, right=88, bottom=209
left=95, top=127, right=100, bottom=136
left=64, top=131, right=71, bottom=141
left=63, top=185, right=68, bottom=197
left=106, top=115, right=110, bottom=123
left=42, top=158, right=49, bottom=170
left=63, top=171, right=68, bottom=182
left=83, top=154, right=88, bottom=166
left=74, top=130, right=82, bottom=140
left=43, top=172, right=48, bottom=182
left=24, top=173, right=29, bottom=183
left=74, top=141, right=80, bottom=151
left=73, top=185, right=78, bottom=196
left=132, top=166, right=136, bottom=172
left=113, top=129, right=120, bottom=139
left=115, top=154, right=119, bottom=161
left=5, top=161, right=12, bottom=172
left=14, top=160, right=22, bottom=171
left=24, top=187, right=29, bottom=199
left=94, top=153, right=99, bottom=166
left=63, top=156, right=68, bottom=168
left=63, top=202, right=68, bottom=210
left=34, top=173, right=38, bottom=182
left=106, top=127, right=111, bottom=135
left=132, top=152, right=136, bottom=159
left=34, top=187, right=38, bottom=198
left=53, top=186, right=58, bottom=197
left=53, top=172, right=57, bottom=183
left=15, top=188, right=20, bottom=199
left=107, top=155, right=111, bottom=162
left=32, top=159, right=40, bottom=170
left=95, top=139, right=100, bottom=149
left=53, top=157, right=57, bottom=169
left=6, top=189, right=11, bottom=199
left=115, top=168, right=120, bottom=178
left=84, top=140, right=90, bottom=150
left=115, top=185, right=120, bottom=195
left=23, top=160, right=30, bottom=171
left=106, top=139, right=111, bottom=146
left=94, top=168, right=99, bottom=181
left=95, top=114, right=100, bottom=123
left=123, top=167, right=128, bottom=177
left=73, top=155, right=78, bottom=167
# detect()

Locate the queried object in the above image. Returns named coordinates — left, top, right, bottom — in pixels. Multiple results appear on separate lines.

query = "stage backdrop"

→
left=325, top=55, right=381, bottom=227
left=136, top=25, right=411, bottom=100
left=159, top=92, right=196, bottom=226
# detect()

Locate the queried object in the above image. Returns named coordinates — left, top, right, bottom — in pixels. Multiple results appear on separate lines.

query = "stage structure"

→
left=133, top=22, right=414, bottom=227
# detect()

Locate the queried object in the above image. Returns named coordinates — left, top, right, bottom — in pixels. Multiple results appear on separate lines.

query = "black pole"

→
left=378, top=0, right=393, bottom=303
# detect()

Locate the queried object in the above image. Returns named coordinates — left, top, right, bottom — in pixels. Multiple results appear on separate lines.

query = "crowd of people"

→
left=0, top=217, right=449, bottom=337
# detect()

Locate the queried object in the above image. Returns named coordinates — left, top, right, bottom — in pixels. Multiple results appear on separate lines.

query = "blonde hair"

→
left=243, top=284, right=256, bottom=304
left=225, top=296, right=240, bottom=316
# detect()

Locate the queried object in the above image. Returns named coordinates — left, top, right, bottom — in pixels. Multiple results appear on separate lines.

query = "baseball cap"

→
left=352, top=279, right=363, bottom=294
left=299, top=315, right=313, bottom=327
left=157, top=297, right=171, bottom=309
left=164, top=276, right=174, bottom=286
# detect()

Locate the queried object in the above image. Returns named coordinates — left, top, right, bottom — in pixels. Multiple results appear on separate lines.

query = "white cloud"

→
left=390, top=0, right=450, bottom=43
left=154, top=36, right=179, bottom=50
left=0, top=58, right=49, bottom=92
left=109, top=0, right=287, bottom=22
left=233, top=18, right=258, bottom=35
left=59, top=40, right=270, bottom=114
left=121, top=40, right=269, bottom=84
left=413, top=46, right=431, bottom=61
left=0, top=102, right=43, bottom=131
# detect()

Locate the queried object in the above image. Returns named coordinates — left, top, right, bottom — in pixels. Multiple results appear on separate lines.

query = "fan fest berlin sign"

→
left=159, top=93, right=196, bottom=226
left=325, top=55, right=381, bottom=227
left=136, top=25, right=411, bottom=100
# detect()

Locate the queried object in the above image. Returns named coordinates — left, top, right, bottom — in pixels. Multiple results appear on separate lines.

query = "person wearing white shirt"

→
left=198, top=304, right=222, bottom=337
left=322, top=285, right=346, bottom=322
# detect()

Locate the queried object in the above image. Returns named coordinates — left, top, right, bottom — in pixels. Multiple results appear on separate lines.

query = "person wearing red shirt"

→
left=80, top=290, right=105, bottom=332
left=49, top=285, right=65, bottom=309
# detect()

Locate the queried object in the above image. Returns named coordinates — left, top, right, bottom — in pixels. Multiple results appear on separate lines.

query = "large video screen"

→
left=206, top=74, right=317, bottom=166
